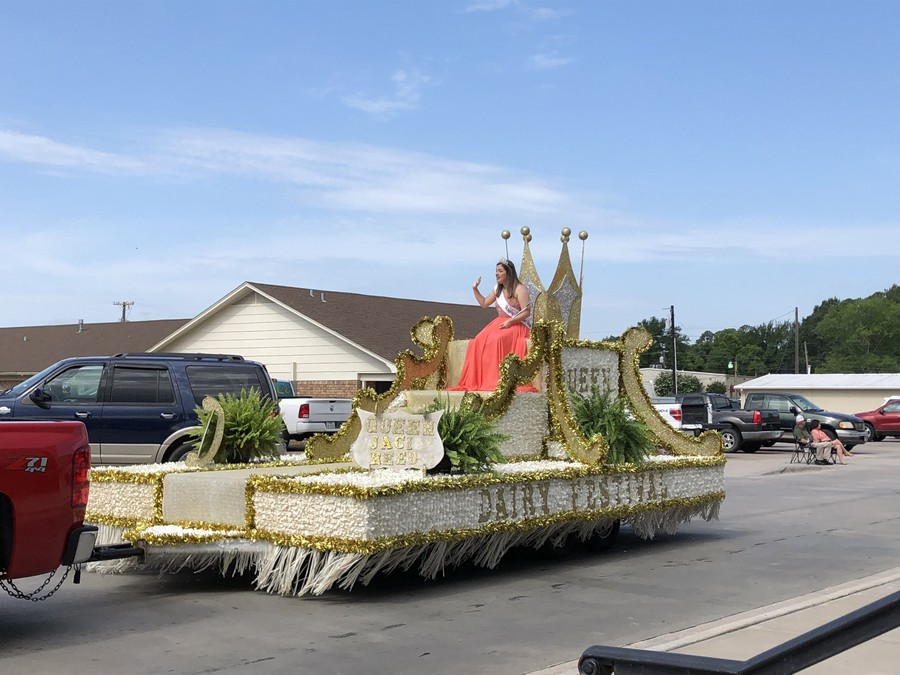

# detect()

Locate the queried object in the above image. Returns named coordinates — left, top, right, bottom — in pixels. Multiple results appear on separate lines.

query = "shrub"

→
left=653, top=372, right=703, bottom=396
left=569, top=385, right=654, bottom=465
left=705, top=380, right=727, bottom=394
left=187, top=389, right=283, bottom=464
left=422, top=397, right=508, bottom=473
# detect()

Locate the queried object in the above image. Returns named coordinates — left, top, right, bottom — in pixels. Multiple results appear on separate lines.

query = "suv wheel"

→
left=166, top=442, right=195, bottom=463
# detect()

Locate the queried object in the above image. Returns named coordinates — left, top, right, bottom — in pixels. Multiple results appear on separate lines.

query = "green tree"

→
left=637, top=316, right=695, bottom=370
left=815, top=290, right=900, bottom=372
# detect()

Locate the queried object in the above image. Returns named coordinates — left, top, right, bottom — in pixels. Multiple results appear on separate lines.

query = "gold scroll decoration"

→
left=619, top=327, right=723, bottom=457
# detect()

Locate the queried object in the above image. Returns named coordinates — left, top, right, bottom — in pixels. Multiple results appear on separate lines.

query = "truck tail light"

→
left=299, top=403, right=310, bottom=419
left=72, top=446, right=91, bottom=509
left=752, top=410, right=761, bottom=424
left=671, top=408, right=682, bottom=422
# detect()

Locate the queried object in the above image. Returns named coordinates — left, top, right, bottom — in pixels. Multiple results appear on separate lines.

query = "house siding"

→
left=157, top=294, right=392, bottom=383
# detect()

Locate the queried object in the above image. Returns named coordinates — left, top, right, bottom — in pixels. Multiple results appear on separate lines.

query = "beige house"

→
left=734, top=374, right=900, bottom=415
left=149, top=282, right=493, bottom=397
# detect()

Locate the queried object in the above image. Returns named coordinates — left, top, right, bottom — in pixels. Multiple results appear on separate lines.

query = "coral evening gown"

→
left=450, top=294, right=537, bottom=392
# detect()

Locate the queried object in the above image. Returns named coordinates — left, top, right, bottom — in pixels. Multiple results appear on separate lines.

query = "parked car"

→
left=674, top=392, right=781, bottom=453
left=0, top=353, right=281, bottom=465
left=742, top=392, right=867, bottom=450
left=854, top=398, right=900, bottom=442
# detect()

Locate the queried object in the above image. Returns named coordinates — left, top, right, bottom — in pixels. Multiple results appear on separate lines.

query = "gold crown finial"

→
left=561, top=227, right=571, bottom=243
left=501, top=230, right=511, bottom=240
left=579, top=230, right=588, bottom=241
left=520, top=226, right=530, bottom=237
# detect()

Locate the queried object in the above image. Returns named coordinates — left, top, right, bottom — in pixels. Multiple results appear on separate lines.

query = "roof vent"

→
left=309, top=289, right=314, bottom=297
left=321, top=292, right=326, bottom=303
left=77, top=319, right=85, bottom=333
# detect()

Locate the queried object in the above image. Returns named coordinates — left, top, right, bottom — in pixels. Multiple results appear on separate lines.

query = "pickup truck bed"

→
left=279, top=397, right=353, bottom=442
left=676, top=392, right=782, bottom=453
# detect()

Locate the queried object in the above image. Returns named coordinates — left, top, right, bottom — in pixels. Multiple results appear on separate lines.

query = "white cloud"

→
left=465, top=0, right=519, bottom=12
left=157, top=128, right=574, bottom=217
left=528, top=52, right=574, bottom=70
left=528, top=7, right=570, bottom=21
left=0, top=129, right=145, bottom=173
left=342, top=69, right=431, bottom=117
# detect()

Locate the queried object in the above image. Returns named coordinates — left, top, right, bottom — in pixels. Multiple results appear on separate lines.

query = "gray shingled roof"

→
left=0, top=319, right=190, bottom=376
left=249, top=282, right=495, bottom=361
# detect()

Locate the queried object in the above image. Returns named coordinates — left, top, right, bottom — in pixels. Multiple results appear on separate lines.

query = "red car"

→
left=855, top=398, right=900, bottom=443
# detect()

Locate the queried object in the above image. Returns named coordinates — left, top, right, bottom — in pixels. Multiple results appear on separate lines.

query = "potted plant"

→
left=569, top=385, right=654, bottom=464
left=186, top=389, right=283, bottom=464
left=421, top=397, right=508, bottom=473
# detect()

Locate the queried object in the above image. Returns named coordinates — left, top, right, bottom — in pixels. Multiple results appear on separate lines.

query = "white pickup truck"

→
left=651, top=397, right=683, bottom=430
left=273, top=379, right=353, bottom=443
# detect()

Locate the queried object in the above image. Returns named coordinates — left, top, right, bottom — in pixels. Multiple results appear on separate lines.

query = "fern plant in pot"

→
left=186, top=388, right=283, bottom=464
left=569, top=385, right=654, bottom=465
left=422, top=397, right=508, bottom=474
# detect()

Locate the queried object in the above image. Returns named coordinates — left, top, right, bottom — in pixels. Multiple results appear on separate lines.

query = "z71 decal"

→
left=1, top=457, right=49, bottom=473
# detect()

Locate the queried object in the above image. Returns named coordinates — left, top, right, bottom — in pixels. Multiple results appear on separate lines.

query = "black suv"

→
left=0, top=353, right=279, bottom=465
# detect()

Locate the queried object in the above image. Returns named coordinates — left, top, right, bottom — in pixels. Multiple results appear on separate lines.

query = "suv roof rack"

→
left=112, top=353, right=246, bottom=362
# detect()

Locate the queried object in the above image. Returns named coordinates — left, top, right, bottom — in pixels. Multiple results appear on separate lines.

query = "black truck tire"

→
left=165, top=442, right=195, bottom=463
left=584, top=519, right=621, bottom=552
left=720, top=427, right=742, bottom=453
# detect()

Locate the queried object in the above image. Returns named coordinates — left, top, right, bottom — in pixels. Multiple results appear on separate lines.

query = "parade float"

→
left=86, top=228, right=725, bottom=596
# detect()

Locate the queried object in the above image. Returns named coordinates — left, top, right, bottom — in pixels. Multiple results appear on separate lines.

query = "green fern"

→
left=421, top=397, right=508, bottom=473
left=569, top=385, right=653, bottom=465
left=187, top=389, right=283, bottom=464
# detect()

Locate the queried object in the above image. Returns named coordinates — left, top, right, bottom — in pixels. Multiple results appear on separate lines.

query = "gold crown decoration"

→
left=545, top=228, right=584, bottom=339
left=515, top=227, right=586, bottom=338
left=514, top=226, right=548, bottom=326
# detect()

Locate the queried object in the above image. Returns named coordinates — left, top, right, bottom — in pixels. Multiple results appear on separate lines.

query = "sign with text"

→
left=561, top=346, right=619, bottom=398
left=352, top=409, right=445, bottom=470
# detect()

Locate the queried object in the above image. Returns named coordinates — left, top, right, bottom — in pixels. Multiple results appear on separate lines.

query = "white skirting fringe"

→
left=85, top=503, right=719, bottom=596
left=138, top=543, right=261, bottom=580
left=627, top=501, right=720, bottom=540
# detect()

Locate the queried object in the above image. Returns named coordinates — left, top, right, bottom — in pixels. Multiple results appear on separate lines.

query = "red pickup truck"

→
left=1, top=421, right=142, bottom=600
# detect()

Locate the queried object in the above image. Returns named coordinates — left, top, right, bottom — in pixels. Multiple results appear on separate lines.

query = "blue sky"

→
left=2, top=1, right=898, bottom=342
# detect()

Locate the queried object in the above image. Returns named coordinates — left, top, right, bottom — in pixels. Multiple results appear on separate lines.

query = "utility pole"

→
left=794, top=307, right=800, bottom=373
left=670, top=304, right=678, bottom=395
left=114, top=301, right=134, bottom=322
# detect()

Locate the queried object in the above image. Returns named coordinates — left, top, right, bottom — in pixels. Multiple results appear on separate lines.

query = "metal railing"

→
left=579, top=589, right=900, bottom=675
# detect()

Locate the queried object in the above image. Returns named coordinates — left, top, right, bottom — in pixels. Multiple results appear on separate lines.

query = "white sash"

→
left=495, top=286, right=531, bottom=327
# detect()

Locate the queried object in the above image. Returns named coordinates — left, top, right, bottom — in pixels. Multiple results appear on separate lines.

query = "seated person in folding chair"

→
left=809, top=419, right=853, bottom=465
left=793, top=414, right=833, bottom=466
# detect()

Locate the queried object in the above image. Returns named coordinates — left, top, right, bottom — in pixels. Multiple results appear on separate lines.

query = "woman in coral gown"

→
left=450, top=259, right=536, bottom=392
